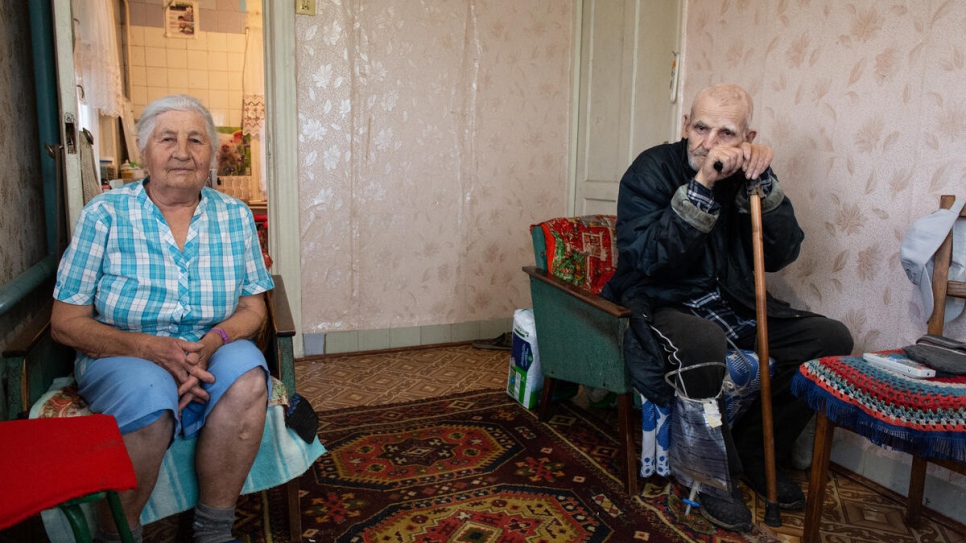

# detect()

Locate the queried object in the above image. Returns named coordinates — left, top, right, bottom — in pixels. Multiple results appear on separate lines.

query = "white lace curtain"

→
left=242, top=0, right=265, bottom=137
left=72, top=0, right=124, bottom=117
left=243, top=0, right=266, bottom=194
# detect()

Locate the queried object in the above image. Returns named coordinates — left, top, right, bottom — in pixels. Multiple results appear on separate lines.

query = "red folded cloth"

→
left=0, top=415, right=136, bottom=530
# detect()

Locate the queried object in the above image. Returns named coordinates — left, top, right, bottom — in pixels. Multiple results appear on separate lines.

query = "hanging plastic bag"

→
left=666, top=362, right=733, bottom=498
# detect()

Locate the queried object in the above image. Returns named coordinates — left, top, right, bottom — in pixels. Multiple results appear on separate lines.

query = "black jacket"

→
left=601, top=139, right=810, bottom=405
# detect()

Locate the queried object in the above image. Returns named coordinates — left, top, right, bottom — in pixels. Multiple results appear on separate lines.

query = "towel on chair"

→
left=29, top=377, right=326, bottom=543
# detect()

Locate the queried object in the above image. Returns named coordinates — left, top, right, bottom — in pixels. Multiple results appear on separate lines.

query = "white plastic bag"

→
left=666, top=362, right=733, bottom=495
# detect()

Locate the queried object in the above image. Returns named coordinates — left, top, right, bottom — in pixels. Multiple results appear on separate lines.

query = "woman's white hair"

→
left=136, top=94, right=218, bottom=166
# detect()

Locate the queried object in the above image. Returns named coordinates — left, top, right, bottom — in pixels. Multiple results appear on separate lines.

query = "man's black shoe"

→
left=698, top=486, right=752, bottom=533
left=742, top=462, right=806, bottom=510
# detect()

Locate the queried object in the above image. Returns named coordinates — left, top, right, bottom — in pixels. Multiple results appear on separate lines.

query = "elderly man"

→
left=602, top=83, right=853, bottom=531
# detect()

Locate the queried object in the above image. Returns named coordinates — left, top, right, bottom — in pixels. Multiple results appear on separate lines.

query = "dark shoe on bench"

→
left=742, top=461, right=806, bottom=510
left=699, top=486, right=752, bottom=533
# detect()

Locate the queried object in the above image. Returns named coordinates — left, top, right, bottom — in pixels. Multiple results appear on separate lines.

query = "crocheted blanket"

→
left=792, top=351, right=966, bottom=462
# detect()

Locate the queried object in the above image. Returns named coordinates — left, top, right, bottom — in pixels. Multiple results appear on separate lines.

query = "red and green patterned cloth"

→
left=534, top=215, right=617, bottom=295
left=792, top=351, right=966, bottom=462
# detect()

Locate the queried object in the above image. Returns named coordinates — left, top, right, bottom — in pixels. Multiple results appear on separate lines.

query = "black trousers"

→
left=648, top=306, right=853, bottom=475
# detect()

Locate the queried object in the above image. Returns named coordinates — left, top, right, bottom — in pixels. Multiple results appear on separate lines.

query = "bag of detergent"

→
left=507, top=309, right=543, bottom=408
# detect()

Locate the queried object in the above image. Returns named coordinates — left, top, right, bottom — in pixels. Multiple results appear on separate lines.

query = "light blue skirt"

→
left=76, top=340, right=271, bottom=439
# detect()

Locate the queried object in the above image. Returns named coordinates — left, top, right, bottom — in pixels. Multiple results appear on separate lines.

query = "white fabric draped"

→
left=242, top=0, right=266, bottom=195
left=72, top=0, right=124, bottom=117
left=242, top=0, right=265, bottom=137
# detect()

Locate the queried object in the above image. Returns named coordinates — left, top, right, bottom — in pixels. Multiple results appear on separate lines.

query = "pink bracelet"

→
left=210, top=328, right=230, bottom=345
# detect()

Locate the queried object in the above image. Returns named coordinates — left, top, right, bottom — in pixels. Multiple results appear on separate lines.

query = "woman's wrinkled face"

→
left=142, top=110, right=212, bottom=193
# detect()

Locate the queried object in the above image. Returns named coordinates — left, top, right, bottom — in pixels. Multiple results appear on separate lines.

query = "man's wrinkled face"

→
left=681, top=96, right=755, bottom=171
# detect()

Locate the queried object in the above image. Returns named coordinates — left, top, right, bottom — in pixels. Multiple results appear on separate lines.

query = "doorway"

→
left=55, top=0, right=305, bottom=355
left=77, top=0, right=267, bottom=211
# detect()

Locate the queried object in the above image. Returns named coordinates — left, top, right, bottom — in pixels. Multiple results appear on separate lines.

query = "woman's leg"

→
left=106, top=413, right=174, bottom=531
left=78, top=357, right=179, bottom=537
left=189, top=340, right=269, bottom=543
left=194, top=366, right=268, bottom=507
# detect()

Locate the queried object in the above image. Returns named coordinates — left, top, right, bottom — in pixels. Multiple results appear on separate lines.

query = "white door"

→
left=572, top=0, right=682, bottom=216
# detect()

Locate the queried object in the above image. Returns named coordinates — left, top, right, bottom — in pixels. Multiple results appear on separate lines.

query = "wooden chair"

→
left=800, top=195, right=966, bottom=543
left=1, top=275, right=319, bottom=542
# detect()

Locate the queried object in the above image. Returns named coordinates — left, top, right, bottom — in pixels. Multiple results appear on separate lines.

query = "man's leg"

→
left=732, top=315, right=853, bottom=508
left=649, top=308, right=752, bottom=531
left=650, top=307, right=729, bottom=398
left=650, top=308, right=739, bottom=471
left=732, top=315, right=853, bottom=463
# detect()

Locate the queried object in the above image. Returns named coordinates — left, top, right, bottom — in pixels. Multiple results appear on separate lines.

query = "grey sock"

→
left=94, top=524, right=143, bottom=543
left=192, top=502, right=236, bottom=543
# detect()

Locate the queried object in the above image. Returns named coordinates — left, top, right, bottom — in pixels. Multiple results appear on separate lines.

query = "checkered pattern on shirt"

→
left=682, top=170, right=775, bottom=339
left=55, top=181, right=274, bottom=362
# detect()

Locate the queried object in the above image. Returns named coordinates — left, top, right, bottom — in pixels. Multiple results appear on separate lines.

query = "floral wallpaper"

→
left=680, top=0, right=966, bottom=349
left=0, top=1, right=47, bottom=350
left=293, top=0, right=966, bottom=346
left=295, top=1, right=573, bottom=334
left=679, top=0, right=966, bottom=510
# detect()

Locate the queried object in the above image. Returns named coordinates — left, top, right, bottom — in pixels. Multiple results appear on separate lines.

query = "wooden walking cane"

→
left=749, top=179, right=782, bottom=527
left=717, top=161, right=782, bottom=527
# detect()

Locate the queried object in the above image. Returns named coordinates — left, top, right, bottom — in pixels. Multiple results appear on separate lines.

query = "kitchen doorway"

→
left=79, top=0, right=268, bottom=216
left=57, top=0, right=305, bottom=355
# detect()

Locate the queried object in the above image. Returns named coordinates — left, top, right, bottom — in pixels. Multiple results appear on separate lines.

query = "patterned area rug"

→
left=5, top=387, right=962, bottom=542
left=236, top=389, right=780, bottom=543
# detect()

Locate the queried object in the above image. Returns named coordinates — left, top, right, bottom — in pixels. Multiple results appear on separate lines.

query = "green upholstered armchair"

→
left=522, top=216, right=639, bottom=495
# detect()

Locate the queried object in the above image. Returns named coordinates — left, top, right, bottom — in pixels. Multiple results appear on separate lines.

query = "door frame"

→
left=264, top=4, right=303, bottom=357
left=51, top=1, right=305, bottom=357
left=51, top=0, right=83, bottom=231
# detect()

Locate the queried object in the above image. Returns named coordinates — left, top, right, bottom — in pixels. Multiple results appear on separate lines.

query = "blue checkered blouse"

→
left=54, top=180, right=274, bottom=374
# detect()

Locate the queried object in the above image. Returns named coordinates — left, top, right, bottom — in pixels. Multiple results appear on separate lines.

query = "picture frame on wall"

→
left=164, top=1, right=197, bottom=38
left=216, top=127, right=252, bottom=177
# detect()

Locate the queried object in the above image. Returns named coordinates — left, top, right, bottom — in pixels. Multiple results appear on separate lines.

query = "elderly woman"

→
left=51, top=95, right=273, bottom=543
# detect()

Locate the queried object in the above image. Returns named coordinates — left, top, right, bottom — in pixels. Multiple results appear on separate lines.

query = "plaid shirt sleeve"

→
left=747, top=168, right=774, bottom=196
left=54, top=203, right=109, bottom=305
left=241, top=209, right=274, bottom=296
left=687, top=178, right=719, bottom=213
